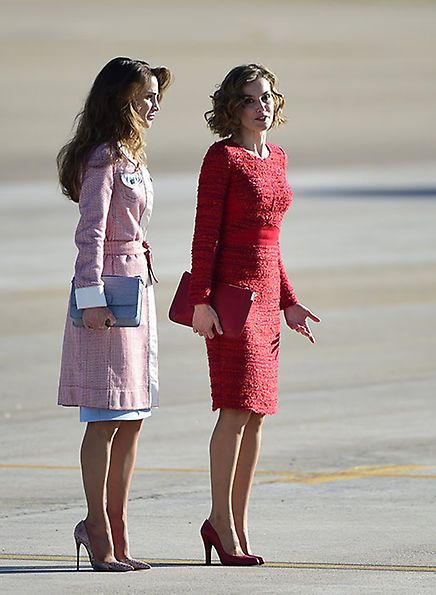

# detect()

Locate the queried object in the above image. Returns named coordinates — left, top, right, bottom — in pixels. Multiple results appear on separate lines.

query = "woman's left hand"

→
left=284, top=303, right=321, bottom=344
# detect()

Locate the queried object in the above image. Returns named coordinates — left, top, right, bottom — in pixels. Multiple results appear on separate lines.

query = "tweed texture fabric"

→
left=58, top=144, right=158, bottom=410
left=189, top=139, right=298, bottom=415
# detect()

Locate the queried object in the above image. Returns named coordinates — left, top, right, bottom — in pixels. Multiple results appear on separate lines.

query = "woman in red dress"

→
left=189, top=64, right=320, bottom=565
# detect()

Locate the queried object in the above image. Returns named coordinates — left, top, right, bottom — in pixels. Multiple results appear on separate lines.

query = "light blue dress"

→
left=80, top=406, right=151, bottom=422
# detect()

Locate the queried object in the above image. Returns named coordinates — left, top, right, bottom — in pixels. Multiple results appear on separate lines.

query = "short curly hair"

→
left=205, top=64, right=286, bottom=137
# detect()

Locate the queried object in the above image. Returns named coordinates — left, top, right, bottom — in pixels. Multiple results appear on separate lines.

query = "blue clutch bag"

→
left=70, top=275, right=145, bottom=328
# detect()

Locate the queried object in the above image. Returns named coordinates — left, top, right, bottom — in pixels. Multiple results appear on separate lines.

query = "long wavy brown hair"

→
left=57, top=57, right=171, bottom=203
left=205, top=64, right=286, bottom=138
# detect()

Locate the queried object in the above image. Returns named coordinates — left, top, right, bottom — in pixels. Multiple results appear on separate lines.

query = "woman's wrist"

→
left=194, top=303, right=210, bottom=310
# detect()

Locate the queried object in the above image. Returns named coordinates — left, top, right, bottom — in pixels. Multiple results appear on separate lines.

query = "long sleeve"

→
left=189, top=143, right=231, bottom=305
left=278, top=248, right=298, bottom=309
left=74, top=145, right=114, bottom=309
left=276, top=147, right=298, bottom=309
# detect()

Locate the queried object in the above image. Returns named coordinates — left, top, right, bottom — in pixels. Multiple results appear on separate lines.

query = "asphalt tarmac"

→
left=1, top=1, right=436, bottom=593
left=1, top=163, right=436, bottom=593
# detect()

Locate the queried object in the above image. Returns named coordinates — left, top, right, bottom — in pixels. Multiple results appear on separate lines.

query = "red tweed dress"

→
left=189, top=139, right=298, bottom=415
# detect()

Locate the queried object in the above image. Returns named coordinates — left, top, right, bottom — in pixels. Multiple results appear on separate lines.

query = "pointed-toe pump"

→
left=248, top=553, right=265, bottom=565
left=116, top=557, right=151, bottom=570
left=74, top=521, right=133, bottom=572
left=200, top=520, right=259, bottom=566
left=241, top=545, right=265, bottom=565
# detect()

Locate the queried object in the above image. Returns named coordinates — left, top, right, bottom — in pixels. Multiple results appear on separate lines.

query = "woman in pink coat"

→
left=57, top=57, right=171, bottom=572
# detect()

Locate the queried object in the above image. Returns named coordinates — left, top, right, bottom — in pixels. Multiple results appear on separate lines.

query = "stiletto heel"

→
left=75, top=538, right=81, bottom=571
left=200, top=520, right=259, bottom=566
left=73, top=521, right=133, bottom=572
left=202, top=534, right=212, bottom=565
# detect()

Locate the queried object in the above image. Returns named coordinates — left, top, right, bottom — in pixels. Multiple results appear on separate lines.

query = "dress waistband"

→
left=103, top=240, right=145, bottom=255
left=221, top=226, right=280, bottom=247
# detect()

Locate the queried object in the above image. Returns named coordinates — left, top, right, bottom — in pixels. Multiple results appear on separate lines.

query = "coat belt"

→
left=103, top=240, right=158, bottom=283
left=103, top=240, right=145, bottom=255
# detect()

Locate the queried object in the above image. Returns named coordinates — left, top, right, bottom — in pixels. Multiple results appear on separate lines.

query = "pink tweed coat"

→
left=58, top=143, right=158, bottom=410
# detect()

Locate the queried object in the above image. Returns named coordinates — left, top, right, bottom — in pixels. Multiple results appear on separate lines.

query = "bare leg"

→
left=80, top=421, right=120, bottom=563
left=106, top=419, right=143, bottom=560
left=208, top=408, right=251, bottom=556
left=232, top=413, right=265, bottom=554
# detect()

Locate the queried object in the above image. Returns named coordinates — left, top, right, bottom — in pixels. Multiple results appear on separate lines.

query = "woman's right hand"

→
left=82, top=306, right=117, bottom=330
left=192, top=304, right=223, bottom=339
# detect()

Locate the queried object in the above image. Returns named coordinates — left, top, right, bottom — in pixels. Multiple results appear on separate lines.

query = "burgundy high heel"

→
left=200, top=520, right=259, bottom=566
left=240, top=542, right=265, bottom=565
left=243, top=551, right=265, bottom=565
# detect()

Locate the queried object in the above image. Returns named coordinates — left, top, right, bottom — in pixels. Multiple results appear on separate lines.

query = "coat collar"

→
left=118, top=144, right=138, bottom=166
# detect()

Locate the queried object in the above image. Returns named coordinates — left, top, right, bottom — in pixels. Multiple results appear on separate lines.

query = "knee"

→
left=116, top=419, right=143, bottom=435
left=218, top=408, right=252, bottom=432
left=248, top=413, right=265, bottom=431
left=86, top=420, right=119, bottom=441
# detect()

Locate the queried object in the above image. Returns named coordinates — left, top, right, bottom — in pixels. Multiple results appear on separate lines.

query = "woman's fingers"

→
left=306, top=309, right=321, bottom=323
left=104, top=313, right=117, bottom=328
left=213, top=315, right=223, bottom=336
left=303, top=324, right=315, bottom=343
left=289, top=321, right=316, bottom=343
left=83, top=307, right=116, bottom=330
left=203, top=316, right=223, bottom=339
left=192, top=305, right=222, bottom=339
left=193, top=326, right=209, bottom=338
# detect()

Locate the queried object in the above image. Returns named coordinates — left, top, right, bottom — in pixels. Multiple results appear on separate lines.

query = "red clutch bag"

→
left=168, top=271, right=255, bottom=339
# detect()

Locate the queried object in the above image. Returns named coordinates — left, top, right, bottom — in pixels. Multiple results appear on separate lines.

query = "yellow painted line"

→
left=1, top=553, right=77, bottom=562
left=268, top=465, right=432, bottom=485
left=269, top=562, right=436, bottom=573
left=0, top=463, right=80, bottom=471
left=0, top=464, right=289, bottom=476
left=386, top=474, right=436, bottom=479
left=0, top=553, right=200, bottom=566
left=0, top=463, right=298, bottom=476
left=1, top=554, right=436, bottom=573
left=1, top=464, right=435, bottom=485
left=0, top=464, right=208, bottom=473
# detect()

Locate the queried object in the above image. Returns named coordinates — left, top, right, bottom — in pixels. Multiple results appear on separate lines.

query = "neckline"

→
left=228, top=139, right=272, bottom=161
left=118, top=144, right=137, bottom=165
left=118, top=144, right=149, bottom=172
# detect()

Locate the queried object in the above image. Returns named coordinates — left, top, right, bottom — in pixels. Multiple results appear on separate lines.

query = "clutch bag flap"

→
left=168, top=271, right=255, bottom=339
left=70, top=275, right=144, bottom=327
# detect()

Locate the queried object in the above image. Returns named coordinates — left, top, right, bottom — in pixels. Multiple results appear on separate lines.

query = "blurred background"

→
left=1, top=0, right=435, bottom=180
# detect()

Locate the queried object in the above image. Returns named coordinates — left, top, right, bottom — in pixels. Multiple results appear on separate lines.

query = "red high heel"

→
left=243, top=551, right=265, bottom=565
left=240, top=543, right=265, bottom=565
left=200, top=520, right=259, bottom=566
